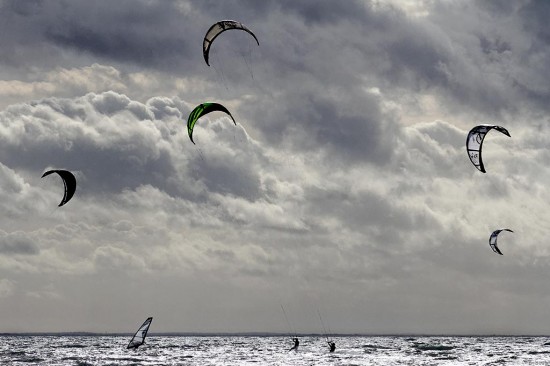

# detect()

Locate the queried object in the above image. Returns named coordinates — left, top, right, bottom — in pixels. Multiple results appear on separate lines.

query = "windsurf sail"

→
left=127, top=317, right=153, bottom=349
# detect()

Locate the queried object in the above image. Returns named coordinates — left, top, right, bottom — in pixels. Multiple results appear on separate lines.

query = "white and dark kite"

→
left=466, top=124, right=510, bottom=173
left=203, top=20, right=259, bottom=66
left=489, top=229, right=513, bottom=255
left=41, top=169, right=76, bottom=207
left=127, top=317, right=153, bottom=350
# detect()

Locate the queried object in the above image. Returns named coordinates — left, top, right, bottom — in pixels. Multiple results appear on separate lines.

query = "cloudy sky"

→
left=1, top=0, right=550, bottom=335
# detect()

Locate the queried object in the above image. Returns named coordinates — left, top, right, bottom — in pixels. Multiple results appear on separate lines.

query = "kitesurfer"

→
left=289, top=338, right=299, bottom=352
left=328, top=341, right=336, bottom=352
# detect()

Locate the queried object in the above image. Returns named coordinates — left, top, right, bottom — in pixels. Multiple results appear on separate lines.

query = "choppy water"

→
left=2, top=335, right=550, bottom=365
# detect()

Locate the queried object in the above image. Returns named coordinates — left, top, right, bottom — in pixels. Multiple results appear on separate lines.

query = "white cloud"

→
left=0, top=64, right=207, bottom=110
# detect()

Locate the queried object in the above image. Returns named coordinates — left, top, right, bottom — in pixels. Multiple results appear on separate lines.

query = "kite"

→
left=187, top=102, right=236, bottom=144
left=41, top=169, right=76, bottom=207
left=489, top=229, right=513, bottom=255
left=466, top=124, right=510, bottom=173
left=203, top=20, right=259, bottom=66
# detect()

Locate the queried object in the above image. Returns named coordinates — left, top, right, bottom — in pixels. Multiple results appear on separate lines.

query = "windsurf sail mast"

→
left=127, top=317, right=153, bottom=349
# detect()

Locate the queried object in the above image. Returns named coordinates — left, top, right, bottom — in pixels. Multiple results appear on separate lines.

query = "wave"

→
left=362, top=344, right=393, bottom=349
left=412, top=343, right=454, bottom=351
left=76, top=362, right=94, bottom=366
left=55, top=344, right=88, bottom=348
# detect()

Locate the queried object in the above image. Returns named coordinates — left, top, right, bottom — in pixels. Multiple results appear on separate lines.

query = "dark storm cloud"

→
left=44, top=3, right=191, bottom=68
left=194, top=0, right=368, bottom=24
left=0, top=231, right=39, bottom=255
left=238, top=0, right=550, bottom=121
left=193, top=152, right=262, bottom=200
left=2, top=0, right=549, bottom=120
left=0, top=0, right=200, bottom=72
left=509, top=1, right=550, bottom=109
left=229, top=0, right=550, bottom=121
left=0, top=0, right=400, bottom=165
left=251, top=89, right=400, bottom=165
left=516, top=1, right=550, bottom=43
left=2, top=0, right=542, bottom=164
left=427, top=1, right=550, bottom=116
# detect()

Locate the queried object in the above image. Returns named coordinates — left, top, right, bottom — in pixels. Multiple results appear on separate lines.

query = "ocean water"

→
left=1, top=335, right=550, bottom=365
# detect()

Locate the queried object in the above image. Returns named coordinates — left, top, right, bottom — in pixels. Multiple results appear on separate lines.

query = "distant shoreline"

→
left=1, top=332, right=549, bottom=337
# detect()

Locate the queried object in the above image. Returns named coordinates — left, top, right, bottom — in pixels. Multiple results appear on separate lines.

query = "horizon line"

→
left=1, top=332, right=549, bottom=337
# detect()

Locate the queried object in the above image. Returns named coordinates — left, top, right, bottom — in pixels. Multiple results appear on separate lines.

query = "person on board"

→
left=328, top=341, right=336, bottom=353
left=289, top=337, right=299, bottom=352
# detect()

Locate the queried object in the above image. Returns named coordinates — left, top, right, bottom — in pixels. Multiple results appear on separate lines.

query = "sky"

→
left=1, top=0, right=550, bottom=335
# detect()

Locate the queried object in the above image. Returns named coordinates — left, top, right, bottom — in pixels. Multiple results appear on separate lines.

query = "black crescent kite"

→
left=466, top=124, right=510, bottom=173
left=489, top=228, right=513, bottom=255
left=187, top=102, right=236, bottom=144
left=41, top=169, right=76, bottom=207
left=203, top=20, right=259, bottom=66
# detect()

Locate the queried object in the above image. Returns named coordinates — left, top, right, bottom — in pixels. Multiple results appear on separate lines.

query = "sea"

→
left=1, top=335, right=550, bottom=365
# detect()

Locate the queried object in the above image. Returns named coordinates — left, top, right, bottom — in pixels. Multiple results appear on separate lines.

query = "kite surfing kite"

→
left=187, top=102, right=236, bottom=144
left=466, top=124, right=510, bottom=173
left=127, top=317, right=153, bottom=349
left=41, top=169, right=76, bottom=207
left=489, top=229, right=513, bottom=255
left=203, top=20, right=259, bottom=66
